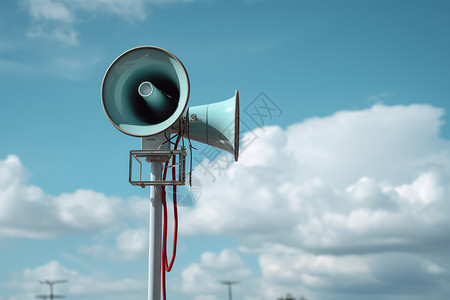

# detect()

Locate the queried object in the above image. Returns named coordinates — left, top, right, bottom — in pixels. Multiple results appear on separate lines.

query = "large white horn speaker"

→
left=185, top=90, right=239, bottom=162
left=101, top=46, right=189, bottom=136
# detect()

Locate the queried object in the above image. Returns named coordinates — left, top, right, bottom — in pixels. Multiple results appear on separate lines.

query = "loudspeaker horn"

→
left=185, top=90, right=239, bottom=162
left=101, top=46, right=190, bottom=137
left=101, top=46, right=240, bottom=161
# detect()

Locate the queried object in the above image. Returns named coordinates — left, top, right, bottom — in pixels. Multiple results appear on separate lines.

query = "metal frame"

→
left=129, top=149, right=186, bottom=186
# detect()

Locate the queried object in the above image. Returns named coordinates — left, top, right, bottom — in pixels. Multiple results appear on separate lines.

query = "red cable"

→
left=161, top=134, right=181, bottom=300
left=166, top=151, right=178, bottom=270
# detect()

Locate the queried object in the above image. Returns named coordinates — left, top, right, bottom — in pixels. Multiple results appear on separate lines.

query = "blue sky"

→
left=1, top=1, right=450, bottom=300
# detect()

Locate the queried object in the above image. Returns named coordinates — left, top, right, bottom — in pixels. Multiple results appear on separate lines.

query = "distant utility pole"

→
left=36, top=280, right=68, bottom=300
left=221, top=280, right=239, bottom=300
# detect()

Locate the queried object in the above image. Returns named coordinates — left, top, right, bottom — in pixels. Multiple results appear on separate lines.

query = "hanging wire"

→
left=163, top=132, right=181, bottom=147
left=161, top=133, right=181, bottom=300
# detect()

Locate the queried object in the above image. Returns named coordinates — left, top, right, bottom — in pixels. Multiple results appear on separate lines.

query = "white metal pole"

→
left=143, top=134, right=169, bottom=300
left=148, top=161, right=162, bottom=300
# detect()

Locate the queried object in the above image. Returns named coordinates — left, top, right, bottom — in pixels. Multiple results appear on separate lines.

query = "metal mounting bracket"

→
left=129, top=149, right=186, bottom=187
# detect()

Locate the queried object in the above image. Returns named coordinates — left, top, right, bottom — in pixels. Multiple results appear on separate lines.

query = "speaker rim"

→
left=101, top=45, right=190, bottom=137
left=234, top=90, right=240, bottom=162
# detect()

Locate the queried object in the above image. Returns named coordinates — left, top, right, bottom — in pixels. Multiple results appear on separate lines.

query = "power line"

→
left=36, top=280, right=68, bottom=300
left=220, top=280, right=239, bottom=300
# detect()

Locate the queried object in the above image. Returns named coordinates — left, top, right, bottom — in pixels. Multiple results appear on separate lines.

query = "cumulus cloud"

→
left=0, top=154, right=153, bottom=266
left=78, top=227, right=148, bottom=261
left=181, top=104, right=450, bottom=250
left=178, top=104, right=450, bottom=299
left=2, top=103, right=450, bottom=300
left=0, top=155, right=123, bottom=239
left=180, top=244, right=450, bottom=300
left=257, top=244, right=449, bottom=300
left=181, top=248, right=255, bottom=299
left=2, top=260, right=146, bottom=300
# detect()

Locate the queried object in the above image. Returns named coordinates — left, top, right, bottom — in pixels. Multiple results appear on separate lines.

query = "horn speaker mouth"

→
left=101, top=46, right=190, bottom=137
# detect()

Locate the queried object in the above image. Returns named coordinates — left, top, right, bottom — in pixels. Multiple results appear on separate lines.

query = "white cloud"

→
left=2, top=103, right=450, bottom=299
left=2, top=260, right=146, bottom=300
left=78, top=227, right=148, bottom=261
left=0, top=155, right=123, bottom=239
left=256, top=244, right=448, bottom=300
left=57, top=189, right=121, bottom=230
left=258, top=244, right=372, bottom=299
left=0, top=154, right=29, bottom=187
left=21, top=0, right=78, bottom=45
left=25, top=0, right=74, bottom=22
left=0, top=155, right=152, bottom=264
left=116, top=228, right=148, bottom=258
left=395, top=171, right=445, bottom=207
left=182, top=248, right=254, bottom=298
left=181, top=104, right=450, bottom=252
left=20, top=0, right=201, bottom=45
left=177, top=104, right=450, bottom=299
left=180, top=244, right=449, bottom=300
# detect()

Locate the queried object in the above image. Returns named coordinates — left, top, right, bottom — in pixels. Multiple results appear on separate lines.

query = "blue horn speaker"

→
left=185, top=90, right=239, bottom=162
left=101, top=46, right=189, bottom=136
left=101, top=46, right=239, bottom=161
